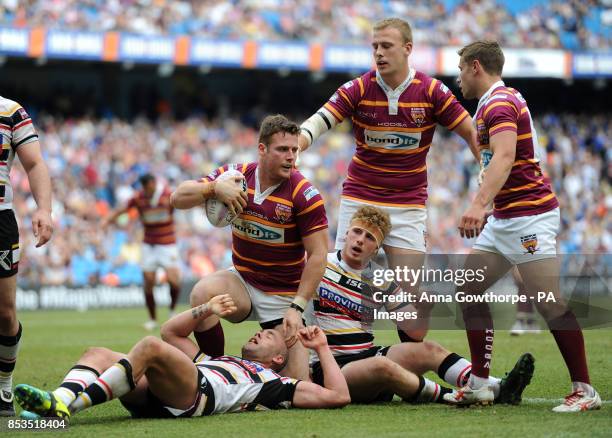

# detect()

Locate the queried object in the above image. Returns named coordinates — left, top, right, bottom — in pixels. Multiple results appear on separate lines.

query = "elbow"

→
left=159, top=322, right=173, bottom=342
left=333, top=391, right=351, bottom=408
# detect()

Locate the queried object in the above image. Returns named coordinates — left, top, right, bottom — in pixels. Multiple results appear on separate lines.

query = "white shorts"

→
left=473, top=208, right=560, bottom=265
left=228, top=267, right=292, bottom=325
left=141, top=243, right=179, bottom=272
left=335, top=197, right=427, bottom=252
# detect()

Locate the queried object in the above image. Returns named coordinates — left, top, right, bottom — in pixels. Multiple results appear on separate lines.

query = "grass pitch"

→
left=7, top=307, right=612, bottom=437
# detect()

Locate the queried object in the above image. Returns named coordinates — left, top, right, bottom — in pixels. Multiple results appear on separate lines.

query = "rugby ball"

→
left=205, top=169, right=248, bottom=228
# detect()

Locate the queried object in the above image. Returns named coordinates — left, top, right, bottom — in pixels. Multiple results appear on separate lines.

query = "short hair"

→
left=351, top=206, right=392, bottom=239
left=139, top=173, right=155, bottom=187
left=373, top=18, right=413, bottom=44
left=258, top=114, right=300, bottom=147
left=458, top=40, right=505, bottom=76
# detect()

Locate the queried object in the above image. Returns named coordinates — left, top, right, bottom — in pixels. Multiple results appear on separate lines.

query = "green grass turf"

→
left=6, top=307, right=612, bottom=437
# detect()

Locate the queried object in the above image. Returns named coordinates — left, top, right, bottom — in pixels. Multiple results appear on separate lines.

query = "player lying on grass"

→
left=309, top=206, right=534, bottom=404
left=14, top=295, right=350, bottom=421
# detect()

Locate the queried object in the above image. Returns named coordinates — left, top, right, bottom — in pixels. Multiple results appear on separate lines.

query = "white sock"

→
left=469, top=374, right=490, bottom=389
left=70, top=359, right=135, bottom=414
left=414, top=377, right=441, bottom=403
left=489, top=376, right=501, bottom=398
left=440, top=356, right=472, bottom=387
left=572, top=381, right=595, bottom=397
left=53, top=366, right=100, bottom=406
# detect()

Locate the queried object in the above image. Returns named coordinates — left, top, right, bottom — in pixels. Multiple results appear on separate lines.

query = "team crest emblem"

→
left=520, top=234, right=539, bottom=254
left=274, top=203, right=292, bottom=224
left=410, top=108, right=426, bottom=127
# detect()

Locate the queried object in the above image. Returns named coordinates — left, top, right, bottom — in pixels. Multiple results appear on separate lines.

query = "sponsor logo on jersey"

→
left=142, top=209, right=171, bottom=224
left=17, top=107, right=28, bottom=120
left=329, top=93, right=339, bottom=103
left=342, top=81, right=354, bottom=90
left=520, top=234, right=539, bottom=254
left=364, top=129, right=421, bottom=150
left=410, top=107, right=426, bottom=127
left=302, top=186, right=319, bottom=202
left=477, top=121, right=489, bottom=145
left=233, top=219, right=284, bottom=242
left=274, top=203, right=292, bottom=224
left=439, top=82, right=449, bottom=94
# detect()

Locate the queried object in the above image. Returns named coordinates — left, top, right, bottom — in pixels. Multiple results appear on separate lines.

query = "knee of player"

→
left=189, top=283, right=217, bottom=306
left=371, top=357, right=399, bottom=382
left=136, top=335, right=165, bottom=359
left=421, top=340, right=447, bottom=358
left=81, top=347, right=116, bottom=368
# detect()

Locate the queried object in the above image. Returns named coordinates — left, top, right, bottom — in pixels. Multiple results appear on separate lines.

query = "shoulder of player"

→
left=0, top=96, right=26, bottom=123
left=482, top=87, right=521, bottom=115
left=289, top=170, right=321, bottom=202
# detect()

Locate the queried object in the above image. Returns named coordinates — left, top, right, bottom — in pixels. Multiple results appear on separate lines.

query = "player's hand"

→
left=297, top=326, right=328, bottom=350
left=282, top=307, right=304, bottom=347
left=32, top=208, right=53, bottom=247
left=214, top=177, right=248, bottom=217
left=208, top=294, right=237, bottom=318
left=458, top=202, right=487, bottom=239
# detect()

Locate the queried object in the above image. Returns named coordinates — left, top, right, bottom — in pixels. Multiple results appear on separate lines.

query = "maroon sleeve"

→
left=430, top=78, right=469, bottom=130
left=483, top=97, right=519, bottom=137
left=292, top=175, right=328, bottom=237
left=323, top=75, right=364, bottom=123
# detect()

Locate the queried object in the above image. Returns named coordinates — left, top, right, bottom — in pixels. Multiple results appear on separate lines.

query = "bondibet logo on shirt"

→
left=232, top=219, right=284, bottom=243
left=364, top=129, right=421, bottom=150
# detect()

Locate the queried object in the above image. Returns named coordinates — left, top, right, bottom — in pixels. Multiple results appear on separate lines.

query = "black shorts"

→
left=311, top=346, right=393, bottom=402
left=120, top=370, right=215, bottom=418
left=0, top=210, right=19, bottom=278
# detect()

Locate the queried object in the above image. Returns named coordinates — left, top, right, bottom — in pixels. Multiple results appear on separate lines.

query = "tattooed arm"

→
left=160, top=294, right=236, bottom=357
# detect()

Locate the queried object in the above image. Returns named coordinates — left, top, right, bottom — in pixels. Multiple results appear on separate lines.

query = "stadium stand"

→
left=0, top=0, right=609, bottom=49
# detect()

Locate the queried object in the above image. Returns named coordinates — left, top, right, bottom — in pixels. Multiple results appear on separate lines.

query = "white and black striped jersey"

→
left=171, top=353, right=299, bottom=417
left=0, top=96, right=39, bottom=211
left=310, top=251, right=407, bottom=357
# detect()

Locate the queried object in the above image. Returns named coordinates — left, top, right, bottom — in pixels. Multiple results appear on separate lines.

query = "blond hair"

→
left=373, top=18, right=413, bottom=44
left=350, top=206, right=392, bottom=240
left=458, top=40, right=505, bottom=76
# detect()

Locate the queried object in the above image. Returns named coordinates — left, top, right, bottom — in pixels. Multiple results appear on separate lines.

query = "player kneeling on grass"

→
left=310, top=206, right=534, bottom=405
left=14, top=295, right=350, bottom=421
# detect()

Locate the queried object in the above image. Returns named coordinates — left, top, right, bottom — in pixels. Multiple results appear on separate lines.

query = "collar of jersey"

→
left=336, top=250, right=374, bottom=278
left=253, top=165, right=281, bottom=205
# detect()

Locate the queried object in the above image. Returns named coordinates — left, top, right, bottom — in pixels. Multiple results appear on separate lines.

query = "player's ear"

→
left=258, top=143, right=267, bottom=155
left=404, top=41, right=413, bottom=56
left=271, top=354, right=286, bottom=371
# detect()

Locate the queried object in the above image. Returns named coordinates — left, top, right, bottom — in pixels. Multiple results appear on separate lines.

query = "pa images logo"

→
left=520, top=234, right=539, bottom=254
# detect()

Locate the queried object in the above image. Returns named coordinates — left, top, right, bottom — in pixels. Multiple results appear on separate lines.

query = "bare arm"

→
left=160, top=294, right=236, bottom=357
left=16, top=141, right=53, bottom=247
left=452, top=116, right=480, bottom=161
left=282, top=229, right=328, bottom=342
left=292, top=326, right=350, bottom=408
left=170, top=178, right=247, bottom=215
left=459, top=130, right=517, bottom=238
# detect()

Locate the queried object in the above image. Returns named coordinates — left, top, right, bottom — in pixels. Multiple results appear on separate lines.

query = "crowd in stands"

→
left=1, top=0, right=609, bottom=50
left=11, top=111, right=610, bottom=287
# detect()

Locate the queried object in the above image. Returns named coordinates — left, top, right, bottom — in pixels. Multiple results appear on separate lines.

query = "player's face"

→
left=143, top=180, right=156, bottom=198
left=241, top=329, right=286, bottom=366
left=372, top=27, right=412, bottom=78
left=259, top=132, right=299, bottom=182
left=457, top=59, right=476, bottom=99
left=342, top=226, right=379, bottom=269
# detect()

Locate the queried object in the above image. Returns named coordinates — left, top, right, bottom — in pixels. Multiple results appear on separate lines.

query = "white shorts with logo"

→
left=228, top=267, right=292, bottom=325
left=473, top=208, right=560, bottom=265
left=335, top=197, right=427, bottom=252
left=141, top=243, right=180, bottom=272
